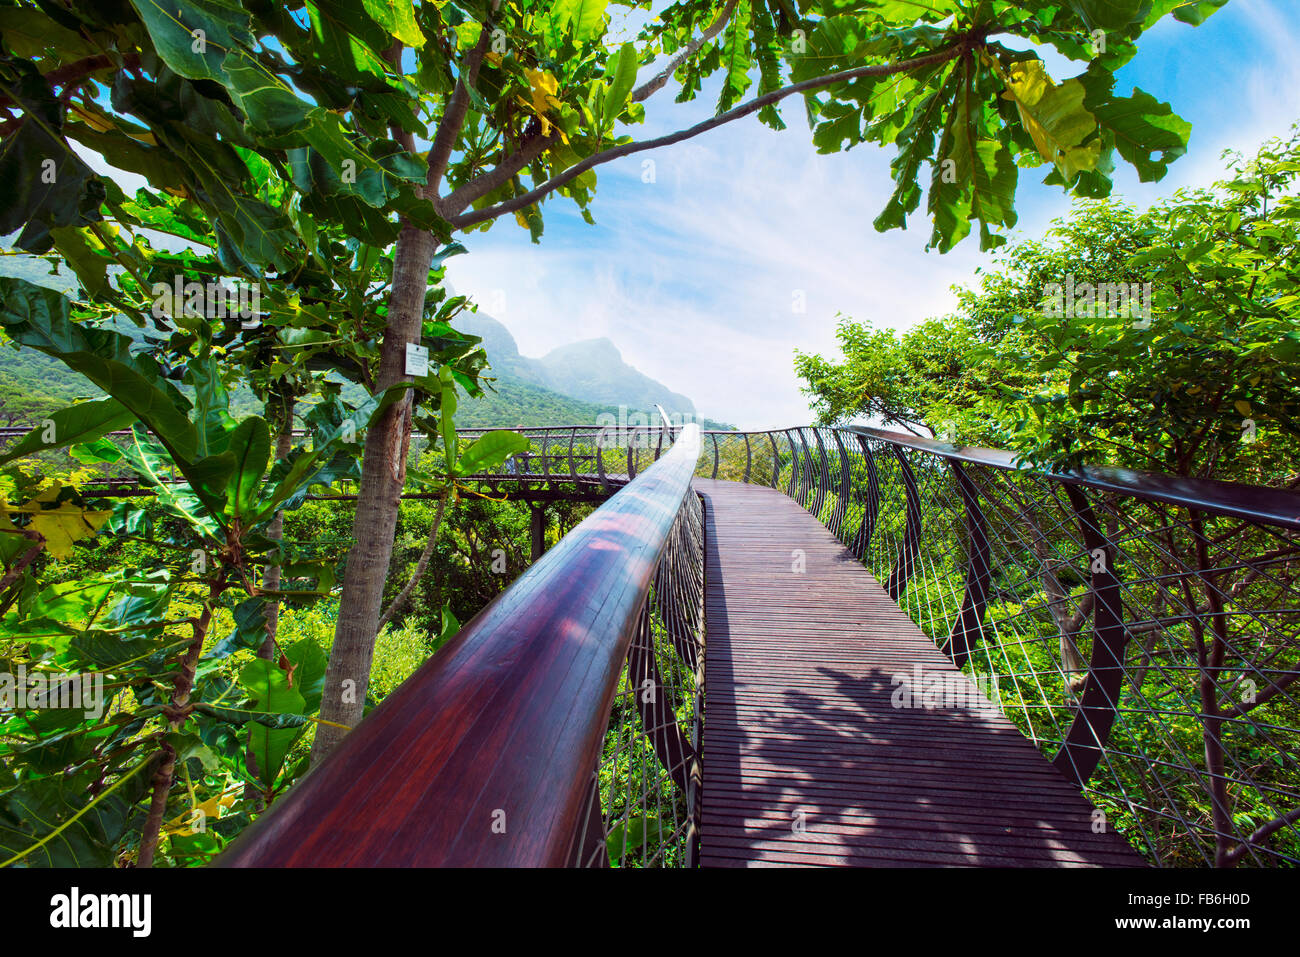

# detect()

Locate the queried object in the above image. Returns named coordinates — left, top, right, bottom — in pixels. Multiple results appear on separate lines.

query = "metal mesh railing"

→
left=570, top=489, right=706, bottom=867
left=716, top=425, right=1300, bottom=868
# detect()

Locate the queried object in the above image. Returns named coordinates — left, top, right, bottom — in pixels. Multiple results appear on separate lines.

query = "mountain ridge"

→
left=456, top=311, right=697, bottom=417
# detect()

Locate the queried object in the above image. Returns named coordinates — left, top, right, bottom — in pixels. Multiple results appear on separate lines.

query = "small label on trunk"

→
left=405, top=342, right=429, bottom=377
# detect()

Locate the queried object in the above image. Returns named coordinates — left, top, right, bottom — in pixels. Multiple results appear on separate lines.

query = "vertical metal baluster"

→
left=1053, top=485, right=1129, bottom=788
left=944, top=461, right=991, bottom=670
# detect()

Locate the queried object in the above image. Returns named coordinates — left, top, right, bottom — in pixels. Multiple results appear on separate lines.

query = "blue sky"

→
left=443, top=0, right=1300, bottom=429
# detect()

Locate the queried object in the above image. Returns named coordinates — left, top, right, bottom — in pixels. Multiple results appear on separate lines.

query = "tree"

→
left=1, top=0, right=1221, bottom=758
left=796, top=128, right=1300, bottom=487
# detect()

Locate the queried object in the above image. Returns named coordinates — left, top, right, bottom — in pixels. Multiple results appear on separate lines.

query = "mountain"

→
left=457, top=312, right=698, bottom=418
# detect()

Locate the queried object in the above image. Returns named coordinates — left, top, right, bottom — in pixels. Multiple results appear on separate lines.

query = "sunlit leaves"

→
left=1000, top=60, right=1099, bottom=181
left=544, top=0, right=613, bottom=46
left=717, top=0, right=754, bottom=112
left=601, top=43, right=640, bottom=131
left=1067, top=0, right=1149, bottom=31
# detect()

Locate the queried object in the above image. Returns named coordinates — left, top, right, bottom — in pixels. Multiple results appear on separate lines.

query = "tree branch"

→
left=0, top=54, right=139, bottom=108
left=449, top=40, right=972, bottom=230
left=1221, top=805, right=1300, bottom=866
left=438, top=130, right=561, bottom=220
left=377, top=495, right=448, bottom=631
left=425, top=20, right=495, bottom=199
left=438, top=0, right=740, bottom=220
left=631, top=0, right=742, bottom=104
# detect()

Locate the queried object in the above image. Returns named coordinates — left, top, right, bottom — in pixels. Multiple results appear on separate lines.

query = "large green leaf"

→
left=1170, top=0, right=1230, bottom=25
left=546, top=0, right=611, bottom=44
left=224, top=416, right=270, bottom=519
left=0, top=59, right=106, bottom=253
left=1068, top=0, right=1148, bottom=31
left=0, top=277, right=199, bottom=461
left=455, top=429, right=530, bottom=476
left=0, top=398, right=132, bottom=466
left=119, top=428, right=226, bottom=535
left=1082, top=68, right=1190, bottom=183
left=0, top=765, right=147, bottom=867
left=601, top=43, right=639, bottom=130
left=1001, top=61, right=1099, bottom=182
left=256, top=384, right=409, bottom=518
left=239, top=658, right=306, bottom=788
left=716, top=0, right=752, bottom=113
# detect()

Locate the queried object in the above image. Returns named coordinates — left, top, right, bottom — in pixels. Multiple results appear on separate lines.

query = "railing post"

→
left=830, top=430, right=850, bottom=540
left=944, top=462, right=991, bottom=670
left=742, top=433, right=751, bottom=484
left=768, top=433, right=780, bottom=488
left=596, top=438, right=609, bottom=492
left=710, top=432, right=719, bottom=479
left=809, top=429, right=830, bottom=519
left=567, top=429, right=578, bottom=483
left=530, top=505, right=546, bottom=562
left=541, top=431, right=550, bottom=479
left=885, top=445, right=922, bottom=601
left=1053, top=485, right=1129, bottom=788
left=784, top=430, right=798, bottom=499
left=849, top=434, right=880, bottom=561
left=796, top=430, right=815, bottom=509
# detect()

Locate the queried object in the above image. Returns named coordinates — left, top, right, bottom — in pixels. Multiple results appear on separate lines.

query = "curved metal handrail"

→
left=219, top=424, right=703, bottom=867
left=847, top=426, right=1300, bottom=532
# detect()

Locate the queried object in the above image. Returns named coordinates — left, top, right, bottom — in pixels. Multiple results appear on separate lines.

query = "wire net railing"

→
left=719, top=425, right=1300, bottom=868
left=567, top=484, right=706, bottom=867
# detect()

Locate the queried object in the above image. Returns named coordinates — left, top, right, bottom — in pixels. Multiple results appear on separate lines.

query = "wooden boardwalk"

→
left=693, top=479, right=1141, bottom=868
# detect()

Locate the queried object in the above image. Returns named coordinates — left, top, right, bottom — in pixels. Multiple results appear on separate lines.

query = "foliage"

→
left=797, top=128, right=1300, bottom=484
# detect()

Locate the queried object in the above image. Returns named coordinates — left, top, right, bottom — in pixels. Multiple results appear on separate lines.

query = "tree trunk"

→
left=312, top=224, right=438, bottom=761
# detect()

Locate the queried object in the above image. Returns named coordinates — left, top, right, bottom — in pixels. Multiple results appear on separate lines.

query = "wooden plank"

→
left=693, top=478, right=1142, bottom=868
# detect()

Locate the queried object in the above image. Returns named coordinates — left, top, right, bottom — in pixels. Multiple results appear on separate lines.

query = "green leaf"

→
left=224, top=416, right=270, bottom=519
left=1091, top=86, right=1190, bottom=183
left=455, top=430, right=530, bottom=476
left=0, top=398, right=132, bottom=466
left=601, top=43, right=639, bottom=130
left=1002, top=62, right=1098, bottom=182
left=0, top=765, right=147, bottom=867
left=547, top=0, right=611, bottom=44
left=0, top=277, right=199, bottom=462
left=361, top=0, right=424, bottom=47
left=606, top=814, right=662, bottom=865
left=0, top=58, right=106, bottom=252
left=1068, top=0, right=1147, bottom=31
left=257, top=384, right=409, bottom=517
left=432, top=602, right=460, bottom=653
left=204, top=596, right=267, bottom=660
left=1170, top=0, right=1231, bottom=26
left=716, top=0, right=753, bottom=113
left=239, top=658, right=306, bottom=788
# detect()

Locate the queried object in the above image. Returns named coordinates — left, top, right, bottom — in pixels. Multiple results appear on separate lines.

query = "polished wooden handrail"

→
left=218, top=424, right=701, bottom=867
